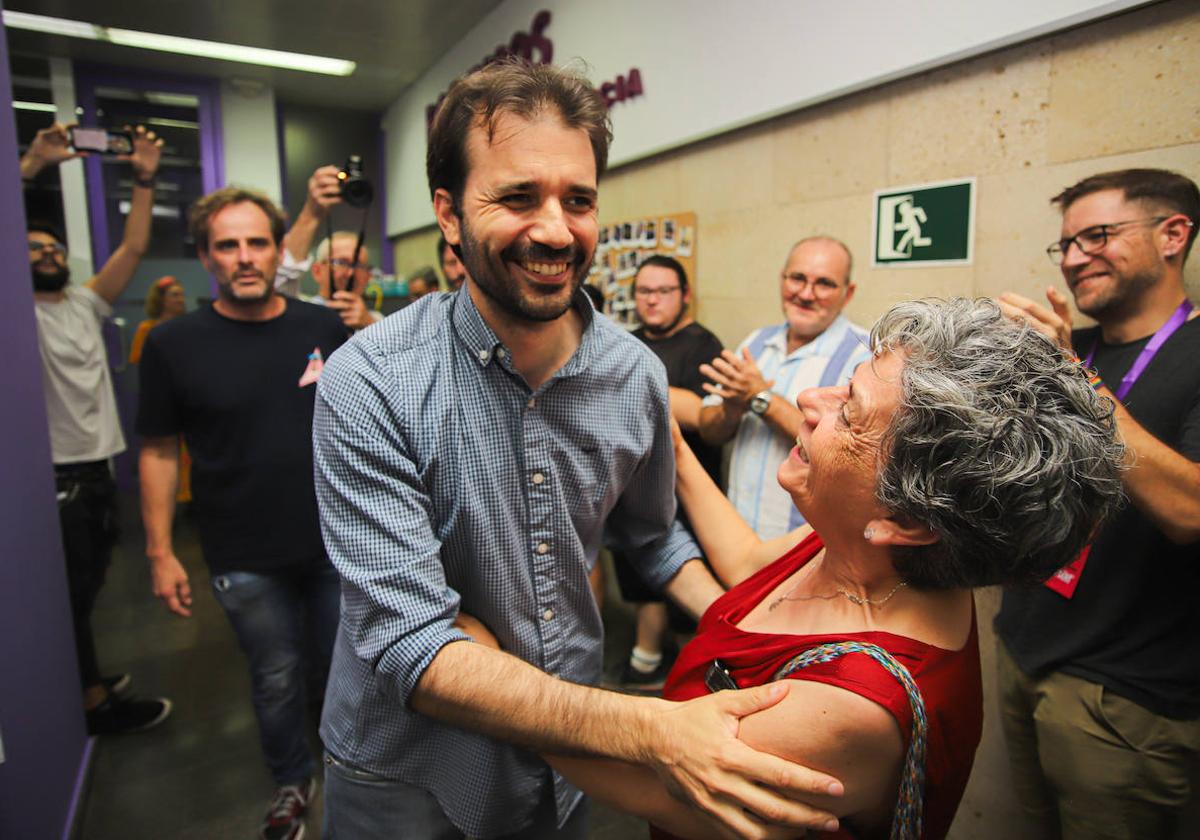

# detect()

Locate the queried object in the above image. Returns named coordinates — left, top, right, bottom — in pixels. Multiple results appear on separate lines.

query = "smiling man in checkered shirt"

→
left=313, top=61, right=844, bottom=840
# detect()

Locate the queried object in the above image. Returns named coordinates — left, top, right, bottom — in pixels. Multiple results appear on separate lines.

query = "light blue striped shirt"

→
left=313, top=289, right=698, bottom=836
left=703, top=314, right=871, bottom=540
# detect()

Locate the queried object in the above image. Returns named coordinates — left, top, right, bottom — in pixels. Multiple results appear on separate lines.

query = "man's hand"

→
left=149, top=553, right=193, bottom=617
left=701, top=349, right=772, bottom=406
left=123, top=125, right=164, bottom=183
left=453, top=613, right=501, bottom=649
left=20, top=122, right=85, bottom=180
left=648, top=683, right=843, bottom=839
left=305, top=164, right=343, bottom=216
left=328, top=290, right=376, bottom=330
left=997, top=288, right=1073, bottom=351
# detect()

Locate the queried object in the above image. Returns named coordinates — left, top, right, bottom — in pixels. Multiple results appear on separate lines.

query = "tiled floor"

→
left=76, top=496, right=646, bottom=839
left=75, top=495, right=1200, bottom=839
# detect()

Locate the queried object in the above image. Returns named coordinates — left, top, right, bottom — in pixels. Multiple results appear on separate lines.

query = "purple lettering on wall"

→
left=599, top=68, right=644, bottom=109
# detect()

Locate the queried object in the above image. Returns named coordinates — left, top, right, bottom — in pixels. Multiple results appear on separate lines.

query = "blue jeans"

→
left=211, top=563, right=340, bottom=785
left=322, top=752, right=590, bottom=839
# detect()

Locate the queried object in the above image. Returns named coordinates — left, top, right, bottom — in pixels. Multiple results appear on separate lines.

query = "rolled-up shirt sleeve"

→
left=313, top=336, right=468, bottom=707
left=606, top=363, right=701, bottom=591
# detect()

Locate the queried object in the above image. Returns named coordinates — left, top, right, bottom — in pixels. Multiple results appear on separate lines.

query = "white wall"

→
left=220, top=79, right=282, bottom=202
left=383, top=0, right=1150, bottom=236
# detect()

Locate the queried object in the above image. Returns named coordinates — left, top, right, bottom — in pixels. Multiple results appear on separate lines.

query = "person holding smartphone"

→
left=22, top=121, right=173, bottom=735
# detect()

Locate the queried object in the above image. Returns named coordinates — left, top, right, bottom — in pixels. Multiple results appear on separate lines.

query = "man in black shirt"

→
left=137, top=187, right=348, bottom=840
left=612, top=255, right=724, bottom=689
left=997, top=169, right=1200, bottom=839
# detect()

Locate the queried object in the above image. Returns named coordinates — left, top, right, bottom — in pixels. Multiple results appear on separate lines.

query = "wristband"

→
left=1070, top=354, right=1105, bottom=392
left=133, top=174, right=157, bottom=189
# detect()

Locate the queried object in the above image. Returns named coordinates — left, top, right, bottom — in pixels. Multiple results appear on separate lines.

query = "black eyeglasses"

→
left=1046, top=217, right=1168, bottom=265
left=29, top=241, right=67, bottom=257
left=633, top=285, right=681, bottom=299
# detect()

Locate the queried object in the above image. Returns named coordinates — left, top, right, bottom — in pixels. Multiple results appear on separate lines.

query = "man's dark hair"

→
left=27, top=220, right=66, bottom=246
left=1052, top=168, right=1200, bottom=262
left=426, top=59, right=612, bottom=211
left=187, top=186, right=287, bottom=253
left=636, top=254, right=689, bottom=294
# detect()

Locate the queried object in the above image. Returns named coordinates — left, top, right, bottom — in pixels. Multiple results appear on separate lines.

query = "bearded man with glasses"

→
left=997, top=168, right=1200, bottom=839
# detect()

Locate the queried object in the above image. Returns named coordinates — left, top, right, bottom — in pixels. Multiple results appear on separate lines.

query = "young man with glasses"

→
left=23, top=122, right=174, bottom=735
left=697, top=236, right=870, bottom=539
left=997, top=168, right=1200, bottom=839
left=274, top=164, right=381, bottom=330
left=609, top=255, right=724, bottom=690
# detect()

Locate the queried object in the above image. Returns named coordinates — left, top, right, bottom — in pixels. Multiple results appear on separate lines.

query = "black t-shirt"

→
left=996, top=315, right=1200, bottom=718
left=633, top=321, right=726, bottom=485
left=137, top=300, right=349, bottom=574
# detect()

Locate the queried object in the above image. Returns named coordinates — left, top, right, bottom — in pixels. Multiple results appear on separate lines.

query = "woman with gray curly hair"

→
left=495, top=297, right=1122, bottom=840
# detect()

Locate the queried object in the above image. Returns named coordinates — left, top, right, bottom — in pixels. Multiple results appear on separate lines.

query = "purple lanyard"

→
left=1083, top=300, right=1194, bottom=402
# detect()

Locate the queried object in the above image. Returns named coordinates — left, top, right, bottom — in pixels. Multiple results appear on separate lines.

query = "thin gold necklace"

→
left=767, top=579, right=908, bottom=612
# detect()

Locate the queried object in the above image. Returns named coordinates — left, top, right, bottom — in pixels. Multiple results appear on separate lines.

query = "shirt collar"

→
left=451, top=285, right=599, bottom=378
left=766, top=314, right=851, bottom=359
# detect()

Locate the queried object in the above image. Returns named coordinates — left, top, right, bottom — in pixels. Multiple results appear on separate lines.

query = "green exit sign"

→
left=872, top=178, right=975, bottom=267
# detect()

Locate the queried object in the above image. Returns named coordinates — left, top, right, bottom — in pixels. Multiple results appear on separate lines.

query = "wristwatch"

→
left=748, top=389, right=772, bottom=416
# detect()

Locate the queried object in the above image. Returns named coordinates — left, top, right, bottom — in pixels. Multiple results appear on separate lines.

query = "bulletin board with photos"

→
left=587, top=212, right=696, bottom=330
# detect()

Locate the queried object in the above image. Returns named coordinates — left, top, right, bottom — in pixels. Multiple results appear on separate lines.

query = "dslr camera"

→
left=337, top=155, right=374, bottom=208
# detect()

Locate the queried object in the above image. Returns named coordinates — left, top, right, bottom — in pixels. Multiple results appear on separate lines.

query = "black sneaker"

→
left=86, top=695, right=172, bottom=735
left=102, top=673, right=132, bottom=697
left=260, top=778, right=315, bottom=840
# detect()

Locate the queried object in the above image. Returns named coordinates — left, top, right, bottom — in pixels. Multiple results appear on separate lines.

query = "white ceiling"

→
left=5, top=0, right=504, bottom=111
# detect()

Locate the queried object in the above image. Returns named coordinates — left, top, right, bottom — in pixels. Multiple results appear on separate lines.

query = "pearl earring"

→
left=864, top=526, right=875, bottom=541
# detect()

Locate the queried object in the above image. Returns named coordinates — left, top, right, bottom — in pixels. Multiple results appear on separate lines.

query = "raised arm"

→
left=19, top=122, right=85, bottom=181
left=672, top=417, right=808, bottom=588
left=281, top=164, right=342, bottom=265
left=700, top=348, right=805, bottom=444
left=86, top=126, right=164, bottom=305
left=999, top=288, right=1200, bottom=544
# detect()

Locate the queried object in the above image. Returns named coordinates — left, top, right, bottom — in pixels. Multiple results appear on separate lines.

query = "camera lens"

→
left=339, top=155, right=374, bottom=209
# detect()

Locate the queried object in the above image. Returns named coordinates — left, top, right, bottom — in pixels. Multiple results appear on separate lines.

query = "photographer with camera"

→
left=276, top=160, right=380, bottom=331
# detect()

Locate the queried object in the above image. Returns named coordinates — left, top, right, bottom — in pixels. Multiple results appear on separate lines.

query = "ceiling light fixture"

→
left=13, top=100, right=58, bottom=113
left=2, top=11, right=356, bottom=77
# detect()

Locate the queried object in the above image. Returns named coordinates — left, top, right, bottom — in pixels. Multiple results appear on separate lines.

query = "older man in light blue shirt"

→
left=699, top=237, right=871, bottom=540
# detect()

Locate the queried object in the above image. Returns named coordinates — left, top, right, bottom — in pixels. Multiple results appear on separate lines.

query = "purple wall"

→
left=0, top=6, right=93, bottom=839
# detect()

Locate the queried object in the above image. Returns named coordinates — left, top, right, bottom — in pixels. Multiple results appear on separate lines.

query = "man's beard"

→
left=642, top=307, right=686, bottom=337
left=1073, top=263, right=1160, bottom=321
left=32, top=263, right=70, bottom=292
left=458, top=219, right=589, bottom=323
left=217, top=273, right=273, bottom=306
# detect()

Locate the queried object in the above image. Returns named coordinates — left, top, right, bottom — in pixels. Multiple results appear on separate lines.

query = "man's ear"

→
left=196, top=247, right=211, bottom=273
left=865, top=514, right=939, bottom=547
left=433, top=189, right=462, bottom=246
left=1160, top=213, right=1193, bottom=261
left=842, top=281, right=856, bottom=307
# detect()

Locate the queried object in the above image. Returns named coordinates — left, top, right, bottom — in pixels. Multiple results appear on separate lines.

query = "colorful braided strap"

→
left=771, top=642, right=927, bottom=840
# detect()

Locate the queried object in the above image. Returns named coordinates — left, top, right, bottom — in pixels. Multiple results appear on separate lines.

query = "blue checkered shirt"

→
left=313, top=289, right=699, bottom=836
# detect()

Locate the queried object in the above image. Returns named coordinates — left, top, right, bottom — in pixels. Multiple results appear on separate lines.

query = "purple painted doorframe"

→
left=0, top=6, right=94, bottom=840
left=73, top=63, right=224, bottom=274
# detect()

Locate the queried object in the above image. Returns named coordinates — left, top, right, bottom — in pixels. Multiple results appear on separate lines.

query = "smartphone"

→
left=69, top=126, right=133, bottom=155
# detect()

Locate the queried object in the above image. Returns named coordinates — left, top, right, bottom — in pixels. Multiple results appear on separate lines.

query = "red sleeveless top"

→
left=654, top=532, right=982, bottom=840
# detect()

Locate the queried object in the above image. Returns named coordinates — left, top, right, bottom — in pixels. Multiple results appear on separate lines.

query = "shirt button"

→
left=543, top=608, right=554, bottom=621
left=478, top=349, right=490, bottom=363
left=527, top=398, right=536, bottom=409
left=536, top=542, right=549, bottom=555
left=532, top=472, right=545, bottom=485
left=496, top=347, right=507, bottom=360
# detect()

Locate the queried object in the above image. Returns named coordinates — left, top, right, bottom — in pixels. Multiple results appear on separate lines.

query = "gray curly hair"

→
left=872, top=298, right=1125, bottom=590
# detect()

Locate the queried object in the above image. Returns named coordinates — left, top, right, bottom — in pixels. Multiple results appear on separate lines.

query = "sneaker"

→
left=616, top=658, right=672, bottom=692
left=86, top=695, right=172, bottom=735
left=102, top=673, right=132, bottom=698
left=260, top=778, right=315, bottom=840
